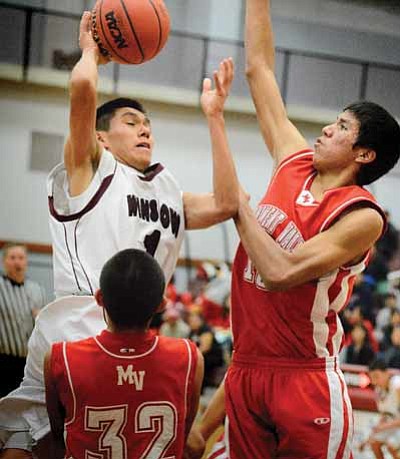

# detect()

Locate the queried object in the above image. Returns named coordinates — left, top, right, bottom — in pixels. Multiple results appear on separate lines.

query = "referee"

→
left=0, top=242, right=46, bottom=397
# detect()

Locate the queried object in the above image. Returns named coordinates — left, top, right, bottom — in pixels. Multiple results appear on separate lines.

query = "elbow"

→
left=260, top=269, right=293, bottom=292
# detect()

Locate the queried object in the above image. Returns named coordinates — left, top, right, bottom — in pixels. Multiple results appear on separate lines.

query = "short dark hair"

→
left=2, top=242, right=27, bottom=259
left=368, top=358, right=388, bottom=372
left=96, top=98, right=146, bottom=131
left=344, top=101, right=400, bottom=186
left=100, top=249, right=165, bottom=330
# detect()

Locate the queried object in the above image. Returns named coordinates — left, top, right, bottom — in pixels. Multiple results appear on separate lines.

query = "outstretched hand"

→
left=79, top=11, right=110, bottom=65
left=201, top=57, right=234, bottom=117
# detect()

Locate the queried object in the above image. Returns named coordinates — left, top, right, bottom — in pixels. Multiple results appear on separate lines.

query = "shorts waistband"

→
left=232, top=352, right=339, bottom=371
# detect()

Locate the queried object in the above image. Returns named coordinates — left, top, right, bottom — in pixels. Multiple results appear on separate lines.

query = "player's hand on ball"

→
left=201, top=57, right=234, bottom=118
left=79, top=11, right=110, bottom=65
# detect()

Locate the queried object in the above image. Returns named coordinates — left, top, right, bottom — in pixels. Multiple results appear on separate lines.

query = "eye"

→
left=127, top=122, right=136, bottom=126
left=340, top=123, right=347, bottom=130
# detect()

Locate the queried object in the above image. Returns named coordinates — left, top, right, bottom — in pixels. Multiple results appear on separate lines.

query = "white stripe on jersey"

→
left=63, top=342, right=77, bottom=427
left=310, top=270, right=339, bottom=358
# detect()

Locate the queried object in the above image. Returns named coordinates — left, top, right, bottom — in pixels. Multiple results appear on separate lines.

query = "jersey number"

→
left=243, top=258, right=267, bottom=290
left=85, top=402, right=177, bottom=459
left=144, top=230, right=161, bottom=257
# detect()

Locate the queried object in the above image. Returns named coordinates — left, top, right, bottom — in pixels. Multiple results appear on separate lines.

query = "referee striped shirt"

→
left=0, top=274, right=46, bottom=358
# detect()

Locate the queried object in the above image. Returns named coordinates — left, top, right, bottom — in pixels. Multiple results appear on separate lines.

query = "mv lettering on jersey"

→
left=127, top=194, right=181, bottom=238
left=116, top=365, right=145, bottom=390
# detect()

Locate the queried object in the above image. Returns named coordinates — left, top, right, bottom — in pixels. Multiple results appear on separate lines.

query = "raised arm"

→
left=64, top=11, right=108, bottom=197
left=183, top=58, right=239, bottom=230
left=236, top=192, right=384, bottom=291
left=245, top=0, right=308, bottom=163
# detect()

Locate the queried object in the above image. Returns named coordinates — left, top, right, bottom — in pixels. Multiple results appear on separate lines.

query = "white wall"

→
left=1, top=82, right=400, bottom=262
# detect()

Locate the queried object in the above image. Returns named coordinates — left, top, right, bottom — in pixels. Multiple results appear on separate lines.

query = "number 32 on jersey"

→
left=85, top=402, right=177, bottom=459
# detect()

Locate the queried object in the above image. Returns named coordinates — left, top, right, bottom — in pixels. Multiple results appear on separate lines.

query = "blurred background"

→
left=1, top=1, right=400, bottom=456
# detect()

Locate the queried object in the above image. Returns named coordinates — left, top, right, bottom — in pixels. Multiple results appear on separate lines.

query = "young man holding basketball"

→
left=222, top=0, right=400, bottom=458
left=0, top=11, right=238, bottom=459
left=44, top=249, right=204, bottom=459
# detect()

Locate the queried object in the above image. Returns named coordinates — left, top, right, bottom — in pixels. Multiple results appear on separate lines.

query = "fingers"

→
left=214, top=57, right=234, bottom=95
left=80, top=10, right=91, bottom=35
left=202, top=77, right=212, bottom=93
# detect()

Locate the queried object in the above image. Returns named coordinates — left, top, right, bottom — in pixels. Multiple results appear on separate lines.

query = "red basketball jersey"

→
left=231, top=150, right=386, bottom=359
left=50, top=330, right=198, bottom=459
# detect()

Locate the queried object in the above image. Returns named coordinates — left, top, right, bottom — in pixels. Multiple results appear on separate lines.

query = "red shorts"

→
left=225, top=354, right=353, bottom=459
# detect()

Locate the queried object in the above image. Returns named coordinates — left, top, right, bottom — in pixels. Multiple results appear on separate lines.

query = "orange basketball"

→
left=91, top=0, right=170, bottom=65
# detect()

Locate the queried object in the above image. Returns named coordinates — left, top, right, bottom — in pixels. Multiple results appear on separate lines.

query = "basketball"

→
left=91, top=0, right=170, bottom=65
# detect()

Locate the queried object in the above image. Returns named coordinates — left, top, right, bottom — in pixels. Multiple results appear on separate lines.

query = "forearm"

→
left=69, top=48, right=99, bottom=95
left=245, top=0, right=274, bottom=71
left=207, top=113, right=239, bottom=217
left=235, top=201, right=292, bottom=290
left=199, top=381, right=226, bottom=441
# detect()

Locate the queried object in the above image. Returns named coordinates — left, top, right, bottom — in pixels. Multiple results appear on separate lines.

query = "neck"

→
left=106, top=324, right=148, bottom=334
left=313, top=168, right=358, bottom=196
left=6, top=273, right=24, bottom=284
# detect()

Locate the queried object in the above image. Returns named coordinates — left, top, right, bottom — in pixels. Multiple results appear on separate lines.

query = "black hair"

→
left=344, top=101, right=400, bottom=186
left=368, top=358, right=388, bottom=372
left=100, top=249, right=165, bottom=330
left=96, top=98, right=146, bottom=131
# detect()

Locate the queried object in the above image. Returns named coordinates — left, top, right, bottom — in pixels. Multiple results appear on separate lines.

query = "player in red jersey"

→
left=221, top=1, right=400, bottom=458
left=44, top=249, right=204, bottom=459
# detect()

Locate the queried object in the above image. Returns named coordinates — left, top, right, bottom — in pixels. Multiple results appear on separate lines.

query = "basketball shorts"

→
left=225, top=353, right=353, bottom=459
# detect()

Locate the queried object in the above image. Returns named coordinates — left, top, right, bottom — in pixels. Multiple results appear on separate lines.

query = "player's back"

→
left=50, top=330, right=198, bottom=459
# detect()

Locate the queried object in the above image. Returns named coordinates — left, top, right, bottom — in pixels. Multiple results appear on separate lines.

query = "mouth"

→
left=136, top=142, right=151, bottom=150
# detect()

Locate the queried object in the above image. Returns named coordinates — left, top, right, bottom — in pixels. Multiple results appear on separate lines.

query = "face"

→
left=313, top=111, right=363, bottom=172
left=98, top=108, right=154, bottom=171
left=369, top=369, right=389, bottom=389
left=3, top=246, right=27, bottom=281
left=351, top=325, right=366, bottom=344
left=391, top=327, right=400, bottom=346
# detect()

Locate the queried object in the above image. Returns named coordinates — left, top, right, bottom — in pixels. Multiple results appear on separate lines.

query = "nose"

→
left=322, top=124, right=333, bottom=137
left=139, top=123, right=151, bottom=138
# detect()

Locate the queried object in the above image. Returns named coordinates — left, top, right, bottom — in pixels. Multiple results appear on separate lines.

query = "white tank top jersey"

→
left=47, top=149, right=185, bottom=297
left=377, top=375, right=400, bottom=418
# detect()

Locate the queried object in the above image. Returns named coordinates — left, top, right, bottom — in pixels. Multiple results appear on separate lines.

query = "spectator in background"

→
left=188, top=310, right=224, bottom=390
left=360, top=359, right=400, bottom=459
left=160, top=305, right=190, bottom=339
left=364, top=245, right=390, bottom=294
left=344, top=304, right=379, bottom=353
left=376, top=210, right=399, bottom=264
left=343, top=323, right=375, bottom=366
left=381, top=309, right=400, bottom=351
left=376, top=291, right=399, bottom=342
left=384, top=325, right=400, bottom=369
left=0, top=242, right=46, bottom=396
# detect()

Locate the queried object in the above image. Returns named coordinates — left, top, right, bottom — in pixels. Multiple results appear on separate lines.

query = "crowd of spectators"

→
left=340, top=212, right=400, bottom=369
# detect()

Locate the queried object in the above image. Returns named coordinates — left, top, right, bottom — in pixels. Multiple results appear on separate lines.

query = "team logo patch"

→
left=314, top=417, right=330, bottom=425
left=296, top=190, right=317, bottom=207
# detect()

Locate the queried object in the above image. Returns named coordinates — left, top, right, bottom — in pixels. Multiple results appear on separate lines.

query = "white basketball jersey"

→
left=47, top=150, right=185, bottom=297
left=377, top=375, right=400, bottom=418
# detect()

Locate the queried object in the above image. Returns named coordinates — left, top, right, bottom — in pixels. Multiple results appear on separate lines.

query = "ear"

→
left=95, top=289, right=104, bottom=308
left=96, top=131, right=108, bottom=148
left=355, top=148, right=376, bottom=165
left=156, top=296, right=168, bottom=313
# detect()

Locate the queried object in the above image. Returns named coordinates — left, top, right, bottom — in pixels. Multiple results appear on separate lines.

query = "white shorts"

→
left=0, top=295, right=104, bottom=446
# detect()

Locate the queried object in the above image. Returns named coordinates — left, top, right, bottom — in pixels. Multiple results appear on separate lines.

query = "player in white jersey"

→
left=0, top=11, right=239, bottom=458
left=360, top=359, right=400, bottom=459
